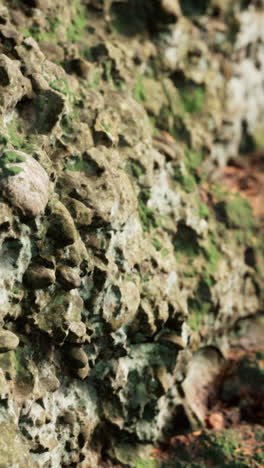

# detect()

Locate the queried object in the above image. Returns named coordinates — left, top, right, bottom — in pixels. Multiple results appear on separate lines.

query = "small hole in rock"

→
left=244, top=246, right=256, bottom=267
left=0, top=67, right=10, bottom=86
left=78, top=432, right=85, bottom=449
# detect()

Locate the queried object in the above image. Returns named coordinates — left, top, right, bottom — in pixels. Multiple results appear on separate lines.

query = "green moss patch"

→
left=172, top=164, right=197, bottom=192
left=49, top=79, right=75, bottom=103
left=165, top=429, right=245, bottom=467
left=1, top=151, right=25, bottom=164
left=172, top=150, right=204, bottom=193
left=23, top=17, right=60, bottom=43
left=66, top=1, right=88, bottom=42
left=179, top=86, right=206, bottom=114
left=187, top=299, right=206, bottom=331
left=215, top=194, right=254, bottom=230
left=127, top=159, right=146, bottom=179
left=187, top=273, right=214, bottom=331
left=185, top=150, right=204, bottom=172
left=138, top=189, right=159, bottom=231
left=65, top=153, right=103, bottom=176
left=152, top=238, right=163, bottom=251
left=201, top=232, right=221, bottom=273
left=133, top=75, right=146, bottom=104
left=135, top=428, right=254, bottom=467
left=136, top=460, right=160, bottom=468
left=0, top=150, right=25, bottom=177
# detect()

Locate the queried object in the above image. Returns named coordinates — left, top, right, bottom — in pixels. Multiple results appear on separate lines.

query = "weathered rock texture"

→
left=0, top=1, right=263, bottom=466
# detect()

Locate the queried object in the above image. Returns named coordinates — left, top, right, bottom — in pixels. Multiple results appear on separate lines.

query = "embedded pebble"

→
left=56, top=265, right=81, bottom=290
left=24, top=264, right=56, bottom=289
left=0, top=152, right=49, bottom=217
left=67, top=347, right=88, bottom=369
left=0, top=329, right=19, bottom=353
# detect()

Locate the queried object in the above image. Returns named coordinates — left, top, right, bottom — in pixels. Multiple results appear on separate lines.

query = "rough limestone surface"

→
left=0, top=1, right=263, bottom=467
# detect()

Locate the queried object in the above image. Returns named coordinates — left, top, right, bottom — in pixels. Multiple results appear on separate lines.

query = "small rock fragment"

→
left=64, top=197, right=93, bottom=227
left=39, top=41, right=65, bottom=63
left=76, top=363, right=90, bottom=380
left=40, top=375, right=60, bottom=393
left=67, top=321, right=87, bottom=343
left=60, top=410, right=76, bottom=426
left=56, top=265, right=82, bottom=290
left=35, top=291, right=83, bottom=343
left=35, top=411, right=46, bottom=427
left=0, top=329, right=19, bottom=353
left=67, top=346, right=88, bottom=369
left=0, top=152, right=49, bottom=217
left=24, top=264, right=55, bottom=289
left=48, top=200, right=78, bottom=246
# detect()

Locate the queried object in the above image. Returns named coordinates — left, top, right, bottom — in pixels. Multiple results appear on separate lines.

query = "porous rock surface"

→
left=0, top=1, right=263, bottom=466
